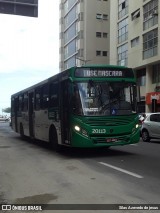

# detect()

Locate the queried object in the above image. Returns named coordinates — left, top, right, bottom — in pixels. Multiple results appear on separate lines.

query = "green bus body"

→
left=11, top=65, right=140, bottom=149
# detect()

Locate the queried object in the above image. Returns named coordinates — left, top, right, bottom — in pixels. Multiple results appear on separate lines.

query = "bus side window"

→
left=19, top=95, right=24, bottom=112
left=41, top=84, right=49, bottom=109
left=35, top=88, right=41, bottom=110
left=50, top=82, right=59, bottom=107
left=24, top=93, right=28, bottom=112
left=11, top=98, right=15, bottom=115
left=15, top=96, right=19, bottom=112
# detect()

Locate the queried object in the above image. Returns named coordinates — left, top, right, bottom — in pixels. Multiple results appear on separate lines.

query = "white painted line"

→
left=130, top=144, right=138, bottom=146
left=99, top=162, right=143, bottom=179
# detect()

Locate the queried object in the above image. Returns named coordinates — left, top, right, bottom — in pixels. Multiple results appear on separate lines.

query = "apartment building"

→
left=59, top=0, right=110, bottom=70
left=59, top=0, right=160, bottom=113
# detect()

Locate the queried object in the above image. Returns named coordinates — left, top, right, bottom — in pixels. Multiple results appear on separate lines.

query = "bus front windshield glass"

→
left=72, top=81, right=137, bottom=116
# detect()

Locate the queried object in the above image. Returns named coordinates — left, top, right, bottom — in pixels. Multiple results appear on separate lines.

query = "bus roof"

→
left=11, top=65, right=134, bottom=97
left=81, top=64, right=128, bottom=69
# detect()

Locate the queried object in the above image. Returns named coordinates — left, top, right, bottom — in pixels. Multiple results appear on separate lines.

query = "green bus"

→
left=11, top=65, right=140, bottom=150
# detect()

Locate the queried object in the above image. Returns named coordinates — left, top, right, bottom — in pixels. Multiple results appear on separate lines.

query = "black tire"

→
left=104, top=146, right=110, bottom=150
left=142, top=130, right=150, bottom=142
left=49, top=127, right=61, bottom=152
left=20, top=124, right=25, bottom=139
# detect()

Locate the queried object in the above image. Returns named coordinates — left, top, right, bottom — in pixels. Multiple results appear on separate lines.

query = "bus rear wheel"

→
left=49, top=127, right=61, bottom=152
left=20, top=124, right=25, bottom=139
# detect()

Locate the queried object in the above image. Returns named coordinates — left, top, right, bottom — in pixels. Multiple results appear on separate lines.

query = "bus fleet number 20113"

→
left=92, top=129, right=106, bottom=134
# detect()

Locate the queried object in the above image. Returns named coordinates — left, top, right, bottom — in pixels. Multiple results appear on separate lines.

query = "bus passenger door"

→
left=29, top=92, right=34, bottom=138
left=60, top=80, right=71, bottom=144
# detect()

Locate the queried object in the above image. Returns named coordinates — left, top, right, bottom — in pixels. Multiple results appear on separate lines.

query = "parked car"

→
left=0, top=115, right=10, bottom=121
left=0, top=115, right=9, bottom=122
left=141, top=113, right=160, bottom=142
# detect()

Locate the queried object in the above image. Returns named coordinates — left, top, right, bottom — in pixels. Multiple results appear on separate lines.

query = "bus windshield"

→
left=72, top=81, right=137, bottom=116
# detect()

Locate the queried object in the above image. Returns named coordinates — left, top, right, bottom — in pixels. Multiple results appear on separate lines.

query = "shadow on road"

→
left=15, top=136, right=136, bottom=159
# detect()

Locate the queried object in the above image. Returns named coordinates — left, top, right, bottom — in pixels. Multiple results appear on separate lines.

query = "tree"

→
left=2, top=107, right=11, bottom=113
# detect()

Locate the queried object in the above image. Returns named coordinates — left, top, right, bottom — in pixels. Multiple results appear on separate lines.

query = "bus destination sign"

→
left=75, top=68, right=133, bottom=78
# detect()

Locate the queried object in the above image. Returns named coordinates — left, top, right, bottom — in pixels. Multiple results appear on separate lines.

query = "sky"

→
left=0, top=0, right=59, bottom=114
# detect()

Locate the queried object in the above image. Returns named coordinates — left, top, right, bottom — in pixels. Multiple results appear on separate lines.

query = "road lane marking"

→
left=99, top=162, right=143, bottom=179
left=130, top=144, right=138, bottom=146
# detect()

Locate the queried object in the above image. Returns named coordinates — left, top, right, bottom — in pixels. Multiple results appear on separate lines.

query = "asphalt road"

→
left=0, top=122, right=160, bottom=213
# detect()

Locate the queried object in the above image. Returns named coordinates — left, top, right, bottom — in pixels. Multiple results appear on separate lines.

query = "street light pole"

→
left=76, top=57, right=91, bottom=65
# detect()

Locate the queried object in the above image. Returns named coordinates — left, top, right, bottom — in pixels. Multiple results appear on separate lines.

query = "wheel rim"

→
left=142, top=131, right=148, bottom=141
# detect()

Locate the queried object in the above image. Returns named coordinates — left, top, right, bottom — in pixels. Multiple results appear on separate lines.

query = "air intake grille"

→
left=93, top=135, right=130, bottom=144
left=85, top=117, right=133, bottom=126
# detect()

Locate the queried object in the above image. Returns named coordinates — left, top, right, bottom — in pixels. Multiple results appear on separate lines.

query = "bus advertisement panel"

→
left=11, top=65, right=140, bottom=150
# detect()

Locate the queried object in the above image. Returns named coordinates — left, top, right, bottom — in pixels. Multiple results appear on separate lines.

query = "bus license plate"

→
left=106, top=138, right=117, bottom=143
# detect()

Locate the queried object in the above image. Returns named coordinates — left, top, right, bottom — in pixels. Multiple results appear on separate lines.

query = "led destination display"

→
left=75, top=68, right=134, bottom=78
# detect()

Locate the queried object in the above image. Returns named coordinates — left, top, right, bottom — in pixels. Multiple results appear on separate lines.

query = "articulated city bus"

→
left=11, top=65, right=140, bottom=150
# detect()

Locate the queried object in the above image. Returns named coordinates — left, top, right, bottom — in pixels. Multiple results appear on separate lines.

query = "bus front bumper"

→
left=71, top=130, right=140, bottom=148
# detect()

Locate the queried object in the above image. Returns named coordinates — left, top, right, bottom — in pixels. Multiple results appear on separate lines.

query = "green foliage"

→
left=2, top=107, right=11, bottom=113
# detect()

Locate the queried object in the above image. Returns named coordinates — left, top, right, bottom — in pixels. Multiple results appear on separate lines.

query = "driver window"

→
left=72, top=85, right=83, bottom=115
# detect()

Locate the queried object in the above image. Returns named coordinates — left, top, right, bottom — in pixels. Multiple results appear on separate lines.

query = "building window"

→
left=96, top=32, right=108, bottom=38
left=64, top=22, right=77, bottom=44
left=131, top=9, right=140, bottom=20
left=118, top=0, right=128, bottom=19
left=143, top=0, right=158, bottom=31
left=96, top=51, right=101, bottom=56
left=96, top=32, right=102, bottom=37
left=143, top=28, right=158, bottom=59
left=103, top=33, right=108, bottom=38
left=96, top=14, right=102, bottom=19
left=131, top=37, right=140, bottom=47
left=64, top=1, right=68, bottom=15
left=103, top=51, right=107, bottom=56
left=64, top=56, right=76, bottom=70
left=137, top=69, right=146, bottom=86
left=103, top=14, right=108, bottom=20
left=118, top=18, right=128, bottom=44
left=78, top=30, right=84, bottom=39
left=78, top=12, right=84, bottom=21
left=117, top=43, right=128, bottom=66
left=96, top=14, right=108, bottom=20
left=152, top=64, right=160, bottom=83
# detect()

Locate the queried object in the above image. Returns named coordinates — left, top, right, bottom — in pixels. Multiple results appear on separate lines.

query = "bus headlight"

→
left=132, top=124, right=139, bottom=133
left=74, top=125, right=81, bottom=132
left=74, top=125, right=88, bottom=138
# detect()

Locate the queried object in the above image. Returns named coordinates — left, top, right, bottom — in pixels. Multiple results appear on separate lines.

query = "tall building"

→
left=110, top=0, right=159, bottom=113
left=59, top=0, right=160, bottom=113
left=59, top=0, right=110, bottom=70
left=0, top=0, right=38, bottom=17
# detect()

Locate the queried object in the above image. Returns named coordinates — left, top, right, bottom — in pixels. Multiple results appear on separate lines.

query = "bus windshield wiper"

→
left=100, top=98, right=120, bottom=111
